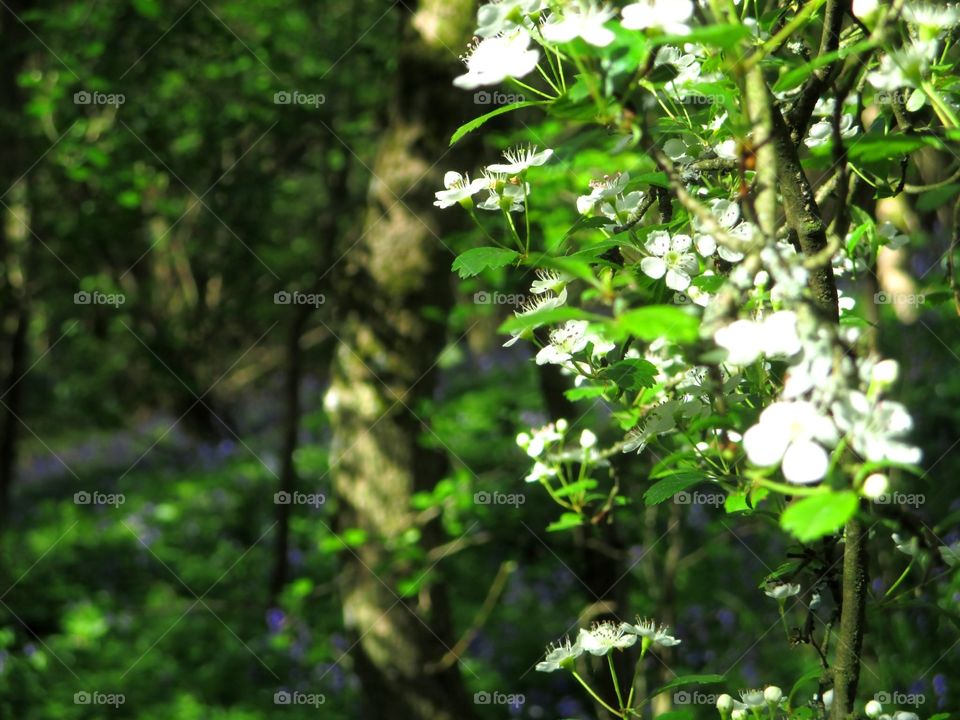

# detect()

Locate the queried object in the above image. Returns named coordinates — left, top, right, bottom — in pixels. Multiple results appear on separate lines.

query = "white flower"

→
left=476, top=0, right=544, bottom=38
left=831, top=391, right=921, bottom=465
left=714, top=312, right=802, bottom=366
left=622, top=0, right=694, bottom=35
left=536, top=635, right=583, bottom=672
left=577, top=622, right=637, bottom=655
left=524, top=421, right=565, bottom=457
left=486, top=144, right=554, bottom=174
left=805, top=113, right=859, bottom=148
left=871, top=358, right=900, bottom=386
left=821, top=689, right=833, bottom=709
left=530, top=268, right=568, bottom=295
left=743, top=401, right=839, bottom=484
left=714, top=139, right=738, bottom=161
left=623, top=617, right=682, bottom=648
left=600, top=190, right=647, bottom=229
left=764, top=582, right=801, bottom=600
left=865, top=700, right=884, bottom=718
left=893, top=713, right=919, bottom=720
left=579, top=429, right=598, bottom=449
left=903, top=3, right=960, bottom=39
left=867, top=41, right=937, bottom=91
left=641, top=231, right=698, bottom=291
left=852, top=0, right=880, bottom=20
left=577, top=172, right=629, bottom=214
left=454, top=29, right=540, bottom=89
left=536, top=321, right=590, bottom=365
left=541, top=0, right=616, bottom=47
left=878, top=222, right=910, bottom=249
left=477, top=173, right=527, bottom=212
left=739, top=689, right=766, bottom=708
left=694, top=199, right=746, bottom=262
left=525, top=460, right=557, bottom=483
left=434, top=171, right=486, bottom=208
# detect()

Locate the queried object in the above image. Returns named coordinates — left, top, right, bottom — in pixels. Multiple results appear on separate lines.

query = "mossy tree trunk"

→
left=325, top=2, right=477, bottom=719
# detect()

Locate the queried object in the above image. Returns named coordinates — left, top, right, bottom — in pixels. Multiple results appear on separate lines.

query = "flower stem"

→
left=608, top=654, right=626, bottom=712
left=573, top=671, right=624, bottom=718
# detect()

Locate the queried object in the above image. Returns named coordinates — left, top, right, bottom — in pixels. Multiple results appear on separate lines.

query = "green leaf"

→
left=641, top=674, right=726, bottom=707
left=600, top=359, right=658, bottom=391
left=774, top=39, right=876, bottom=92
left=848, top=134, right=943, bottom=163
left=565, top=385, right=607, bottom=401
left=552, top=479, right=598, bottom=498
left=654, top=23, right=750, bottom=50
left=451, top=247, right=519, bottom=278
left=788, top=667, right=824, bottom=707
left=644, top=471, right=705, bottom=506
left=610, top=306, right=700, bottom=343
left=449, top=101, right=543, bottom=146
left=499, top=307, right=599, bottom=334
left=781, top=491, right=859, bottom=542
left=546, top=512, right=584, bottom=532
left=918, top=183, right=960, bottom=212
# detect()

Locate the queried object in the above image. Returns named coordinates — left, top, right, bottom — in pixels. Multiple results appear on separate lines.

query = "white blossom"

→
left=743, top=401, right=839, bottom=484
left=486, top=144, right=554, bottom=174
left=641, top=231, right=698, bottom=291
left=454, top=29, right=540, bottom=89
left=577, top=172, right=629, bottom=214
left=535, top=635, right=583, bottom=672
left=541, top=0, right=616, bottom=47
left=622, top=0, right=694, bottom=35
left=577, top=621, right=637, bottom=655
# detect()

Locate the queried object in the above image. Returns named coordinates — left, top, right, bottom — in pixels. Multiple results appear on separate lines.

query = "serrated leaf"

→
left=451, top=247, right=519, bottom=278
left=601, top=359, right=658, bottom=391
left=781, top=491, right=859, bottom=542
left=449, top=101, right=543, bottom=146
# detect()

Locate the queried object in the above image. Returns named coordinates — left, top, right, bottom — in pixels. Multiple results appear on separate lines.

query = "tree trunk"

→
left=325, top=2, right=477, bottom=719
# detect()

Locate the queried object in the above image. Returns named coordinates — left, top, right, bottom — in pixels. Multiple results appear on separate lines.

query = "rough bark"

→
left=325, top=2, right=477, bottom=719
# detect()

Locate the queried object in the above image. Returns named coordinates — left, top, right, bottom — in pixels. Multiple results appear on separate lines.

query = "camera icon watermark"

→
left=74, top=490, right=125, bottom=507
left=674, top=491, right=725, bottom=507
left=473, top=691, right=525, bottom=708
left=274, top=290, right=325, bottom=308
left=74, top=290, right=125, bottom=307
left=874, top=291, right=924, bottom=307
left=274, top=690, right=326, bottom=707
left=473, top=291, right=527, bottom=306
left=673, top=691, right=719, bottom=705
left=274, top=90, right=325, bottom=108
left=875, top=691, right=925, bottom=707
left=74, top=691, right=125, bottom=707
left=874, top=492, right=925, bottom=508
left=74, top=90, right=125, bottom=107
left=474, top=491, right=525, bottom=507
left=274, top=490, right=326, bottom=508
left=473, top=90, right=525, bottom=105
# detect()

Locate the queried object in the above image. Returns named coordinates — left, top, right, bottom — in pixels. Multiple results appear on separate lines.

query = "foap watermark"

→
left=74, top=490, right=125, bottom=507
left=274, top=490, right=326, bottom=508
left=474, top=291, right=527, bottom=306
left=274, top=290, right=325, bottom=308
left=274, top=91, right=325, bottom=108
left=75, top=290, right=125, bottom=307
left=874, top=492, right=925, bottom=508
left=874, top=291, right=924, bottom=307
left=674, top=691, right=719, bottom=705
left=875, top=89, right=912, bottom=106
left=473, top=90, right=525, bottom=105
left=674, top=491, right=725, bottom=507
left=875, top=691, right=925, bottom=707
left=74, top=90, right=125, bottom=107
left=474, top=491, right=525, bottom=507
left=74, top=691, right=125, bottom=707
left=274, top=690, right=326, bottom=707
left=473, top=691, right=525, bottom=708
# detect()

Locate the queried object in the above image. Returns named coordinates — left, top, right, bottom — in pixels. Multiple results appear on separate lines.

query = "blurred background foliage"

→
left=0, top=1, right=958, bottom=718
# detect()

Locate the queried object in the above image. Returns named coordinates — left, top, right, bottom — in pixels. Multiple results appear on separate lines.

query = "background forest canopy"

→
left=1, top=0, right=960, bottom=719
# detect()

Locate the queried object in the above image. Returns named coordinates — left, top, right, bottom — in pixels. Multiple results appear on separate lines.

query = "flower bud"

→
left=865, top=700, right=883, bottom=718
left=580, top=429, right=597, bottom=449
left=556, top=418, right=568, bottom=432
left=764, top=686, right=783, bottom=705
left=871, top=359, right=899, bottom=386
left=716, top=693, right=734, bottom=715
left=516, top=432, right=530, bottom=448
left=731, top=710, right=746, bottom=720
left=861, top=473, right=889, bottom=499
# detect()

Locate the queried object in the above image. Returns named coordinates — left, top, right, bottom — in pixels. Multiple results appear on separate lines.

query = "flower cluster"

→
left=536, top=617, right=680, bottom=672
